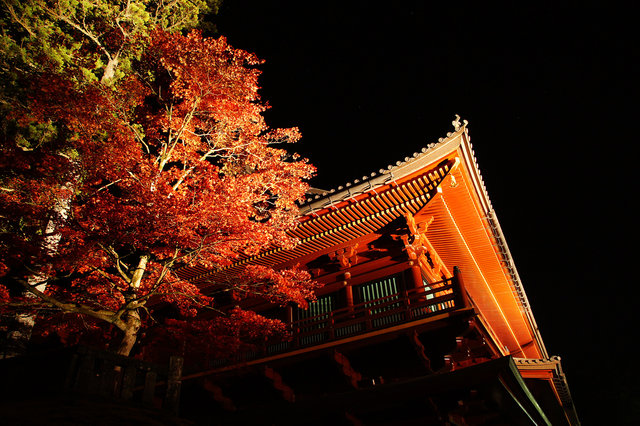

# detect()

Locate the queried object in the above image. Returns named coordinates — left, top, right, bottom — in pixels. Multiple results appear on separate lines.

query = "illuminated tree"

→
left=0, top=23, right=317, bottom=357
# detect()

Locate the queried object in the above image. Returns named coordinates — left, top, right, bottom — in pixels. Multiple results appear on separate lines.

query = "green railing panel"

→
left=295, top=294, right=335, bottom=345
left=356, top=275, right=403, bottom=328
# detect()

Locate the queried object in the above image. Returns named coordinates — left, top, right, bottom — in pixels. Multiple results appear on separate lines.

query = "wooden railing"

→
left=65, top=346, right=183, bottom=414
left=219, top=272, right=469, bottom=366
left=289, top=276, right=460, bottom=348
left=0, top=345, right=184, bottom=414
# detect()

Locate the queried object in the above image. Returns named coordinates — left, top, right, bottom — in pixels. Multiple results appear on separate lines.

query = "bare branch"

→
left=158, top=97, right=201, bottom=171
left=89, top=179, right=122, bottom=196
left=16, top=278, right=123, bottom=329
left=2, top=0, right=36, bottom=37
left=98, top=243, right=132, bottom=283
left=42, top=2, right=113, bottom=63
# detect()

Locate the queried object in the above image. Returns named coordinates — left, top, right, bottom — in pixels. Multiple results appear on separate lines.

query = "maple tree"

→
left=0, top=0, right=223, bottom=357
left=0, top=17, right=318, bottom=358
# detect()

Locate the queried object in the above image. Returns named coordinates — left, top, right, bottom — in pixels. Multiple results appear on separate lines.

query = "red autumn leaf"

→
left=1, top=29, right=319, bottom=359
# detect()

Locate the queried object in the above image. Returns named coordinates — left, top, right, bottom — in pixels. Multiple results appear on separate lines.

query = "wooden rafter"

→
left=174, top=159, right=456, bottom=285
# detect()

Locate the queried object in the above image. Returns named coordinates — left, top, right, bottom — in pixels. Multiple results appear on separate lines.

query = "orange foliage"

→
left=0, top=29, right=319, bottom=357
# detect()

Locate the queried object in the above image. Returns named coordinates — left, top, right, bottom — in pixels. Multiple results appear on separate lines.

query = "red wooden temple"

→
left=176, top=118, right=580, bottom=425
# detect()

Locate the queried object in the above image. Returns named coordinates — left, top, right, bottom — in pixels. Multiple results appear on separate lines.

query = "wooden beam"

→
left=401, top=212, right=451, bottom=282
left=180, top=308, right=475, bottom=380
left=518, top=370, right=554, bottom=380
left=329, top=243, right=360, bottom=269
left=410, top=330, right=433, bottom=373
left=163, top=356, right=183, bottom=415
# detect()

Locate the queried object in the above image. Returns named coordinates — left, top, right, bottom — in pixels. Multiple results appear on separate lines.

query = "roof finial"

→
left=452, top=114, right=462, bottom=131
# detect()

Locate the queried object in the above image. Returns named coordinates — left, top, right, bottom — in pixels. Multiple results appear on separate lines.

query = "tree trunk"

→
left=2, top=182, right=73, bottom=358
left=114, top=254, right=148, bottom=357
left=116, top=309, right=142, bottom=357
left=101, top=54, right=119, bottom=84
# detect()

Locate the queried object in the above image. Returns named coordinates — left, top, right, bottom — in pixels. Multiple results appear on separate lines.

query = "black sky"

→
left=214, top=1, right=638, bottom=424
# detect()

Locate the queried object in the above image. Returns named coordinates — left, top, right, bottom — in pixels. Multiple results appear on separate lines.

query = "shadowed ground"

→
left=0, top=395, right=194, bottom=425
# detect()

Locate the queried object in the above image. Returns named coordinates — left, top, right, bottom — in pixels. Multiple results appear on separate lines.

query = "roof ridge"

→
left=300, top=117, right=468, bottom=211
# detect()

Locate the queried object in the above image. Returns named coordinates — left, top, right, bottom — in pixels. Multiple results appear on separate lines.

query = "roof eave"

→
left=299, top=126, right=467, bottom=216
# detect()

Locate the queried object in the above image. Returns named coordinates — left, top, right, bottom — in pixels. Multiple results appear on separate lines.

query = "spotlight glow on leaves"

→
left=0, top=27, right=318, bottom=357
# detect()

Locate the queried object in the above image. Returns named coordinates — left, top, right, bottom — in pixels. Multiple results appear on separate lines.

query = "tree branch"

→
left=2, top=0, right=37, bottom=37
left=158, top=98, right=201, bottom=171
left=43, top=2, right=113, bottom=63
left=16, top=278, right=124, bottom=329
left=130, top=254, right=149, bottom=290
left=98, top=243, right=131, bottom=283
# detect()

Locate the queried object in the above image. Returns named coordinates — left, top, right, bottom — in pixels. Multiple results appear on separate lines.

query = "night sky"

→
left=214, top=1, right=637, bottom=424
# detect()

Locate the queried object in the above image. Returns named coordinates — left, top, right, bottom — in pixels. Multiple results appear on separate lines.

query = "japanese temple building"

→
left=176, top=119, right=580, bottom=425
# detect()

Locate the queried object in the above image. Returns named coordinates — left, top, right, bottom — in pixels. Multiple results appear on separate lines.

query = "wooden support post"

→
left=287, top=304, right=299, bottom=348
left=410, top=264, right=423, bottom=290
left=164, top=356, right=183, bottom=415
left=121, top=364, right=137, bottom=400
left=402, top=288, right=412, bottom=320
left=408, top=264, right=428, bottom=306
left=75, top=352, right=95, bottom=393
left=294, top=324, right=300, bottom=348
left=98, top=360, right=117, bottom=397
left=142, top=370, right=157, bottom=405
left=345, top=285, right=354, bottom=311
left=365, top=309, right=372, bottom=330
left=453, top=266, right=471, bottom=308
left=286, top=305, right=293, bottom=325
left=64, top=353, right=80, bottom=390
left=328, top=311, right=335, bottom=340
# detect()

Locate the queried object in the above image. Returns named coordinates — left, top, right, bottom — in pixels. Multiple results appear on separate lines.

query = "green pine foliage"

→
left=1, top=0, right=221, bottom=152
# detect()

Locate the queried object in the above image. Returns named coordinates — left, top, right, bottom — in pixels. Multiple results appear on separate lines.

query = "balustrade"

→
left=210, top=268, right=469, bottom=368
left=288, top=275, right=460, bottom=349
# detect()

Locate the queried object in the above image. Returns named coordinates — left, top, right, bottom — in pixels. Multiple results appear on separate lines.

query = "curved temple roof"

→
left=178, top=120, right=545, bottom=357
